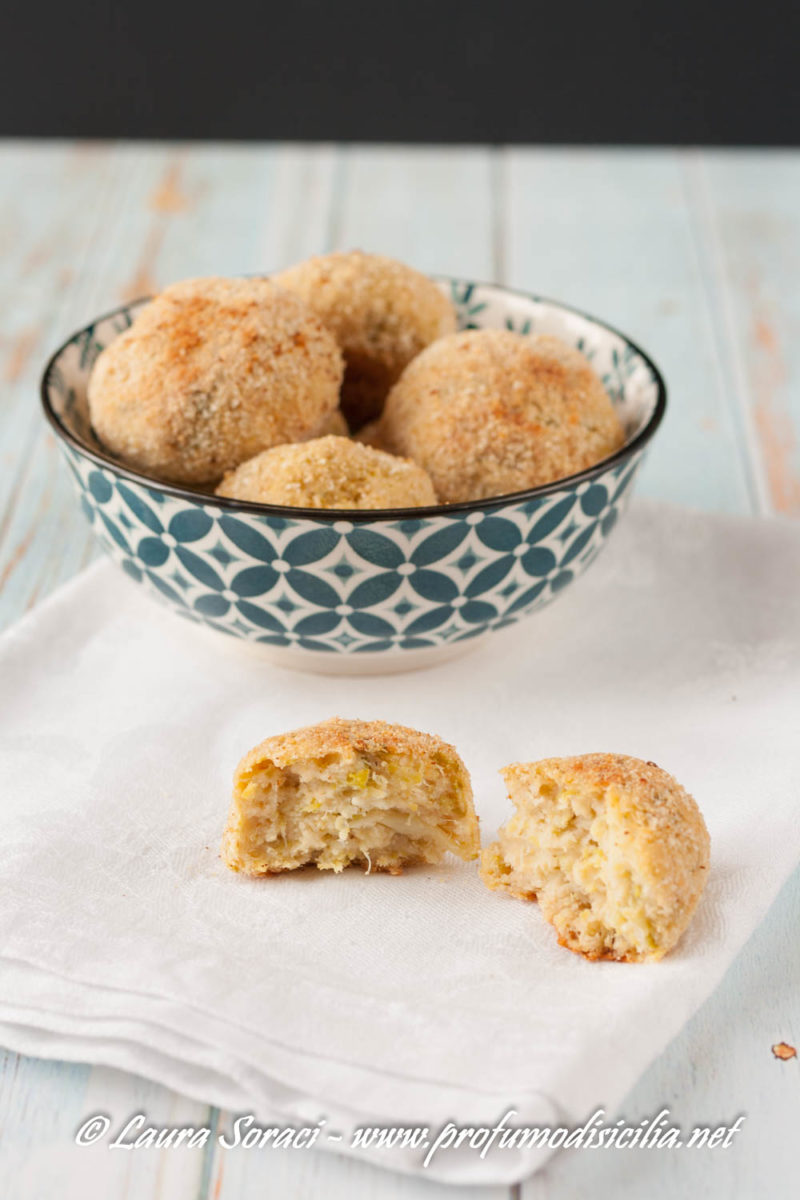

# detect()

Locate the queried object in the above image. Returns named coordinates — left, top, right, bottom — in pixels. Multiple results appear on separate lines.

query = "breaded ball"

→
left=273, top=251, right=457, bottom=429
left=88, top=277, right=344, bottom=486
left=215, top=435, right=438, bottom=510
left=377, top=329, right=626, bottom=502
left=480, top=754, right=710, bottom=962
left=222, top=717, right=480, bottom=875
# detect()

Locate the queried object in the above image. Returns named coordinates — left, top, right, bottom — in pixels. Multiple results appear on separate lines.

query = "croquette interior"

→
left=482, top=774, right=660, bottom=961
left=223, top=744, right=479, bottom=875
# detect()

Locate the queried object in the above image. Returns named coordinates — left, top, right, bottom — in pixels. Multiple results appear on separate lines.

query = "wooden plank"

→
left=207, top=1107, right=510, bottom=1200
left=694, top=149, right=800, bottom=516
left=119, top=142, right=277, bottom=289
left=260, top=142, right=339, bottom=269
left=0, top=141, right=144, bottom=625
left=503, top=147, right=758, bottom=515
left=0, top=142, right=127, bottom=573
left=333, top=145, right=495, bottom=279
left=0, top=1054, right=208, bottom=1200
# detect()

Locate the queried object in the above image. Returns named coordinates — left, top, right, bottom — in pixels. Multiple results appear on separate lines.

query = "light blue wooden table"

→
left=1, top=142, right=798, bottom=1199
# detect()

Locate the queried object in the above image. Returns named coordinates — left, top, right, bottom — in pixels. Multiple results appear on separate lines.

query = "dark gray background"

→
left=3, top=0, right=798, bottom=143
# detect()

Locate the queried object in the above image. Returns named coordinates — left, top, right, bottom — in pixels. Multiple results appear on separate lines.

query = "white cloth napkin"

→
left=1, top=499, right=799, bottom=1186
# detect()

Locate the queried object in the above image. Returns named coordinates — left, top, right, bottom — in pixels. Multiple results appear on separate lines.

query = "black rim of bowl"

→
left=40, top=281, right=668, bottom=525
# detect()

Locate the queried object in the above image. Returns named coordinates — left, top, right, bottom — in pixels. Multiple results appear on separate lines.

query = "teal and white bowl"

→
left=41, top=280, right=666, bottom=673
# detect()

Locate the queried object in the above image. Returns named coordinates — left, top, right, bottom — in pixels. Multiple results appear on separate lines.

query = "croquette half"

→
left=480, top=753, right=710, bottom=962
left=222, top=717, right=480, bottom=875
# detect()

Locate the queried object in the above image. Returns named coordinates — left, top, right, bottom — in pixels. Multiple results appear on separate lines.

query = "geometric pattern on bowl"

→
left=42, top=280, right=666, bottom=663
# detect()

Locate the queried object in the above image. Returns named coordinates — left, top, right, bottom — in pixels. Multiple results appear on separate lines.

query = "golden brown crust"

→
left=88, top=276, right=344, bottom=485
left=273, top=252, right=457, bottom=429
left=481, top=753, right=710, bottom=963
left=377, top=329, right=626, bottom=502
left=215, top=435, right=438, bottom=509
left=236, top=716, right=465, bottom=778
left=500, top=753, right=710, bottom=871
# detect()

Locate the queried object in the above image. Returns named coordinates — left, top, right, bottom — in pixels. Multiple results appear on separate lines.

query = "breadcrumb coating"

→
left=88, top=277, right=344, bottom=486
left=273, top=251, right=457, bottom=429
left=215, top=435, right=438, bottom=509
left=222, top=717, right=480, bottom=875
left=481, top=754, right=710, bottom=962
left=377, top=329, right=626, bottom=502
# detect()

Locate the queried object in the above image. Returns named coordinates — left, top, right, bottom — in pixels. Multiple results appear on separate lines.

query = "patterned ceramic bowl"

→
left=41, top=280, right=666, bottom=673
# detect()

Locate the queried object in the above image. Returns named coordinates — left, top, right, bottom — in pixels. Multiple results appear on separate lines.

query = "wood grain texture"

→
left=699, top=151, right=800, bottom=515
left=0, top=142, right=798, bottom=1200
left=0, top=1054, right=209, bottom=1200
left=206, top=1108, right=509, bottom=1200
left=332, top=145, right=496, bottom=279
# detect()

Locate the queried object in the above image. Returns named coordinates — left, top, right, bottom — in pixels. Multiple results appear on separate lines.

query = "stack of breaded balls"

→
left=88, top=253, right=626, bottom=510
